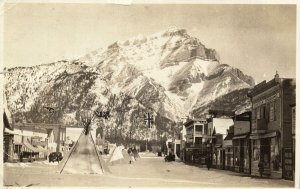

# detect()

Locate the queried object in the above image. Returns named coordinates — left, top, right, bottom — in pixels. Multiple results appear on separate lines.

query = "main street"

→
left=3, top=153, right=294, bottom=187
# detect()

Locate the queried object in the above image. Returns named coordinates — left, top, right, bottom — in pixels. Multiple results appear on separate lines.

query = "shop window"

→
left=273, top=101, right=276, bottom=121
left=266, top=104, right=270, bottom=121
left=257, top=107, right=261, bottom=119
left=261, top=138, right=271, bottom=168
left=195, top=125, right=203, bottom=133
left=195, top=137, right=202, bottom=145
left=253, top=140, right=260, bottom=161
left=270, top=103, right=274, bottom=121
left=261, top=106, right=266, bottom=119
left=233, top=140, right=240, bottom=166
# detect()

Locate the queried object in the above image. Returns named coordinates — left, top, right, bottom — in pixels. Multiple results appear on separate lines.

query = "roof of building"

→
left=14, top=125, right=48, bottom=134
left=224, top=132, right=234, bottom=141
left=184, top=119, right=207, bottom=127
left=248, top=77, right=295, bottom=97
left=3, top=111, right=13, bottom=130
left=234, top=111, right=251, bottom=121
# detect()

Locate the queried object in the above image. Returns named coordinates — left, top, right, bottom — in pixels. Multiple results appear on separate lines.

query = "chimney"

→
left=274, top=71, right=280, bottom=83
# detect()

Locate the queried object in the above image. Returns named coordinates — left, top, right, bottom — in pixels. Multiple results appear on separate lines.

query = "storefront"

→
left=247, top=73, right=295, bottom=179
left=224, top=140, right=233, bottom=171
left=183, top=119, right=212, bottom=164
left=224, top=126, right=234, bottom=171
left=232, top=135, right=251, bottom=174
left=250, top=132, right=281, bottom=177
left=212, top=134, right=225, bottom=169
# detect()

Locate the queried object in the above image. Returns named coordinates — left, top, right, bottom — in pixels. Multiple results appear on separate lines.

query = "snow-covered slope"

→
left=4, top=27, right=254, bottom=139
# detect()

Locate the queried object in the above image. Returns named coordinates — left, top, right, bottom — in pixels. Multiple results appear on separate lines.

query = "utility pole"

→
left=56, top=125, right=61, bottom=153
left=144, top=112, right=154, bottom=128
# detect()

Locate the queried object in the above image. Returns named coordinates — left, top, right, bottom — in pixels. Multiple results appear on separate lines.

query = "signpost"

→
left=144, top=112, right=154, bottom=128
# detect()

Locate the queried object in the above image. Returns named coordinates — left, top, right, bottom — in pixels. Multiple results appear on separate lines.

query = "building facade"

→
left=248, top=73, right=296, bottom=179
left=232, top=111, right=251, bottom=174
left=224, top=126, right=234, bottom=171
left=183, top=119, right=212, bottom=164
left=3, top=111, right=14, bottom=162
left=290, top=103, right=295, bottom=181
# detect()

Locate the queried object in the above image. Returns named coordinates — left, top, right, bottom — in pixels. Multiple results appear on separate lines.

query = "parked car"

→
left=48, top=152, right=63, bottom=163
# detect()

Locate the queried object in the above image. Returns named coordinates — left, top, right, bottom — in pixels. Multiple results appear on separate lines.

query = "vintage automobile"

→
left=48, top=152, right=63, bottom=163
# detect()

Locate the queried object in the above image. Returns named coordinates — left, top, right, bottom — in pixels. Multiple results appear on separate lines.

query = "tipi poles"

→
left=90, top=133, right=111, bottom=173
left=59, top=129, right=85, bottom=174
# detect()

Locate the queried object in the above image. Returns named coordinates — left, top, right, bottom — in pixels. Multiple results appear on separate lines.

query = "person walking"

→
left=128, top=147, right=135, bottom=164
left=258, top=158, right=265, bottom=178
left=205, top=154, right=212, bottom=170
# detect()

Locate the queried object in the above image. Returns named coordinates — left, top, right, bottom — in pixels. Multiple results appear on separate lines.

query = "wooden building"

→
left=247, top=72, right=296, bottom=179
left=3, top=111, right=14, bottom=162
left=182, top=119, right=212, bottom=164
left=224, top=126, right=234, bottom=171
left=232, top=111, right=251, bottom=174
left=209, top=116, right=234, bottom=170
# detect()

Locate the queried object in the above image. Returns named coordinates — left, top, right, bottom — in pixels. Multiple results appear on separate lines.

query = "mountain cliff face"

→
left=4, top=27, right=254, bottom=140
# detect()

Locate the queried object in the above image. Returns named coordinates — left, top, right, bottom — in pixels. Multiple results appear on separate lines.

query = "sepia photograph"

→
left=1, top=1, right=298, bottom=188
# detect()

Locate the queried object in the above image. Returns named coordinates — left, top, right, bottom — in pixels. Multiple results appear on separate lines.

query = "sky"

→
left=3, top=3, right=296, bottom=83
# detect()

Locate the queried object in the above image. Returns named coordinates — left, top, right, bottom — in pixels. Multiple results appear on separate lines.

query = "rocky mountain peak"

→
left=4, top=28, right=255, bottom=140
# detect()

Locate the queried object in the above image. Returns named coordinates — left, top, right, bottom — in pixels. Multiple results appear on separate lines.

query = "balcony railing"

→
left=195, top=131, right=203, bottom=136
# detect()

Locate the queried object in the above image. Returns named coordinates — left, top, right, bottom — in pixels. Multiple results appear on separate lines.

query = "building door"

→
left=176, top=144, right=180, bottom=158
left=222, top=150, right=226, bottom=170
left=240, top=140, right=244, bottom=172
left=260, top=138, right=271, bottom=174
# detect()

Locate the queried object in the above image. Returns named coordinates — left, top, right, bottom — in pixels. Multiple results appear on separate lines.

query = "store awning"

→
left=36, top=145, right=47, bottom=152
left=261, top=132, right=277, bottom=138
left=232, top=135, right=248, bottom=140
left=249, top=135, right=259, bottom=140
left=4, top=128, right=16, bottom=134
left=23, top=140, right=43, bottom=153
left=4, top=128, right=34, bottom=137
left=249, top=131, right=277, bottom=140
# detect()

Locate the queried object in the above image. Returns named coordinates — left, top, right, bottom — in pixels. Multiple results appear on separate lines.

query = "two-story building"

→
left=247, top=72, right=296, bottom=179
left=232, top=111, right=252, bottom=174
left=223, top=126, right=234, bottom=171
left=183, top=119, right=212, bottom=164
left=13, top=125, right=48, bottom=162
left=210, top=117, right=234, bottom=169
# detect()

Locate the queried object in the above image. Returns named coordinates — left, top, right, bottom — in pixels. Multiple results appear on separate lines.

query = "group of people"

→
left=205, top=153, right=267, bottom=178
left=127, top=147, right=139, bottom=164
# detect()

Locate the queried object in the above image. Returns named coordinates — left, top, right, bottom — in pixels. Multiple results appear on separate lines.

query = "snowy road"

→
left=3, top=153, right=294, bottom=187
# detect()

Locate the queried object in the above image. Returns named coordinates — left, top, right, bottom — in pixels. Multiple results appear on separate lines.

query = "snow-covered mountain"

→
left=4, top=27, right=254, bottom=140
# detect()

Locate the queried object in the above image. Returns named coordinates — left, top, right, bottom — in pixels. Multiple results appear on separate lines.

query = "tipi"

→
left=107, top=145, right=131, bottom=165
left=57, top=111, right=111, bottom=174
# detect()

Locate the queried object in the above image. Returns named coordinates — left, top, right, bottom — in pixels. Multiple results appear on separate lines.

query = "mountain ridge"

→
left=4, top=27, right=254, bottom=140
